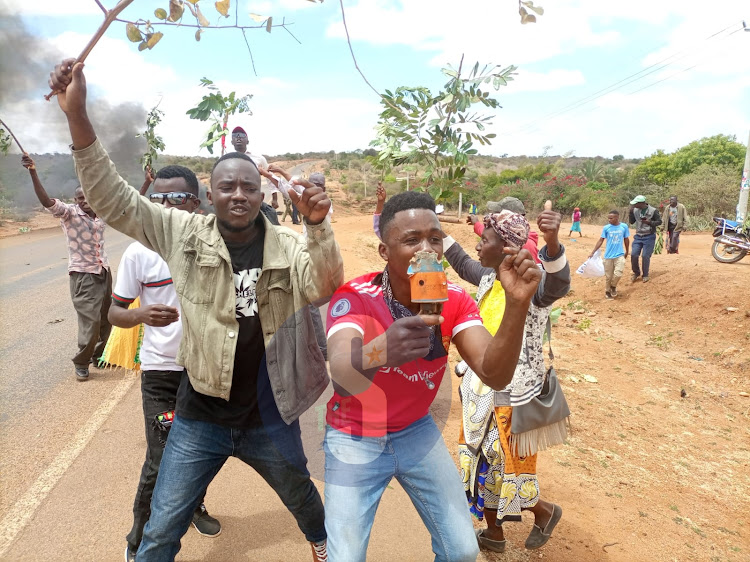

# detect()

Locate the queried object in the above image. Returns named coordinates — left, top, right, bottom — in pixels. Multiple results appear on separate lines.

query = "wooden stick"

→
left=0, top=117, right=27, bottom=154
left=45, top=0, right=135, bottom=100
left=438, top=215, right=461, bottom=224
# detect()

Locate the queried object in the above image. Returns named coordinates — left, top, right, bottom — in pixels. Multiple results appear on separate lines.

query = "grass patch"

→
left=670, top=504, right=680, bottom=513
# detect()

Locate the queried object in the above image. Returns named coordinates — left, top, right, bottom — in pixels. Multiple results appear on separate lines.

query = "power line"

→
left=505, top=20, right=744, bottom=137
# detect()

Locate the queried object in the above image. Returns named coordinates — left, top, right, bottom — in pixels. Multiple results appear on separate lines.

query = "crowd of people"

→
left=26, top=57, right=696, bottom=561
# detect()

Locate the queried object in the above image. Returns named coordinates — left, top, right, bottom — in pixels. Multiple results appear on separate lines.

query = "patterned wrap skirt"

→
left=458, top=379, right=539, bottom=523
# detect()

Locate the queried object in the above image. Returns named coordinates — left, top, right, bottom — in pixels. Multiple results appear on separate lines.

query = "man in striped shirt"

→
left=107, top=166, right=221, bottom=562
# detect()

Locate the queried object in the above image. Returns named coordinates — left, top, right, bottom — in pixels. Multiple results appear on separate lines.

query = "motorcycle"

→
left=711, top=216, right=749, bottom=263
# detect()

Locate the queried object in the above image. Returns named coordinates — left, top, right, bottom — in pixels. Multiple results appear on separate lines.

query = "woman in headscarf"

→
left=442, top=208, right=571, bottom=553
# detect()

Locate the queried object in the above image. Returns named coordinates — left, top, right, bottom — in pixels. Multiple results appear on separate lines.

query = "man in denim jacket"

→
left=50, top=59, right=343, bottom=562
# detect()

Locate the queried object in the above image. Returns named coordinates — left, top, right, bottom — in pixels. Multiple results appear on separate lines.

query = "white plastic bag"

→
left=576, top=250, right=605, bottom=278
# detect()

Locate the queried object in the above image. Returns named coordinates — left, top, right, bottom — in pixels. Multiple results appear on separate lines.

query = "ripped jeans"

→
left=126, top=370, right=207, bottom=553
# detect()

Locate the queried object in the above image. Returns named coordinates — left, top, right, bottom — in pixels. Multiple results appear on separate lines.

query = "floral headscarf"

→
left=483, top=210, right=530, bottom=249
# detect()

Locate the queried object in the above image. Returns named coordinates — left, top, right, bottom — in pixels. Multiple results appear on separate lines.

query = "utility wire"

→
left=506, top=20, right=744, bottom=137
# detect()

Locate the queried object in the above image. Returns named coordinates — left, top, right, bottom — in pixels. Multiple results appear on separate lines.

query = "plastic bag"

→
left=576, top=250, right=605, bottom=278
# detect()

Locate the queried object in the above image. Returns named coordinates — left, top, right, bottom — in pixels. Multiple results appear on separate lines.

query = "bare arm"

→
left=22, top=155, right=54, bottom=208
left=108, top=300, right=179, bottom=329
left=268, top=164, right=291, bottom=181
left=375, top=182, right=386, bottom=215
left=139, top=166, right=154, bottom=196
left=589, top=237, right=605, bottom=258
left=624, top=236, right=630, bottom=258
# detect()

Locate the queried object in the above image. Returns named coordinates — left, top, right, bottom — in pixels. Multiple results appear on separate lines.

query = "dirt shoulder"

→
left=0, top=211, right=60, bottom=238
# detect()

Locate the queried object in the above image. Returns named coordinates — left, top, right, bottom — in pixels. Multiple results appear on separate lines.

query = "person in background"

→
left=230, top=126, right=281, bottom=214
left=373, top=180, right=386, bottom=239
left=569, top=207, right=582, bottom=238
left=588, top=210, right=629, bottom=300
left=22, top=153, right=111, bottom=380
left=269, top=163, right=301, bottom=225
left=109, top=165, right=221, bottom=562
left=628, top=195, right=661, bottom=283
left=665, top=195, right=688, bottom=254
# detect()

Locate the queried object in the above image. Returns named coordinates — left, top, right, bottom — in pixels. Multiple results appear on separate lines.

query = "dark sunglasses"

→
left=148, top=192, right=197, bottom=205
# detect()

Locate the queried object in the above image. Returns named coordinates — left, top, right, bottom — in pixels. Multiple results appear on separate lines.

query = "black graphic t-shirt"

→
left=177, top=223, right=267, bottom=428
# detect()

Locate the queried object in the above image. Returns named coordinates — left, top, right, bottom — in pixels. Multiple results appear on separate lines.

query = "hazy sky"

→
left=3, top=0, right=749, bottom=159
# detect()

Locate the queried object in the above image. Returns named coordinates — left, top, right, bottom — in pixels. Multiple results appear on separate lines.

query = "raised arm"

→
left=139, top=166, right=154, bottom=196
left=287, top=179, right=344, bottom=303
left=452, top=248, right=541, bottom=389
left=443, top=236, right=493, bottom=287
left=49, top=59, right=190, bottom=258
left=22, top=155, right=54, bottom=208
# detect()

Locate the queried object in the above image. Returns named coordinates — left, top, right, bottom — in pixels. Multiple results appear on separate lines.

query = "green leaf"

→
left=154, top=8, right=168, bottom=20
left=126, top=23, right=142, bottom=42
left=138, top=41, right=149, bottom=51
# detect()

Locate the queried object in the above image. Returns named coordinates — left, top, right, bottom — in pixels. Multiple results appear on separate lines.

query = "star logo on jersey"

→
left=234, top=268, right=261, bottom=318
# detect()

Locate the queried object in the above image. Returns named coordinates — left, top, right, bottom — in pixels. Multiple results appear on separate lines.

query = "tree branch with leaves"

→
left=370, top=60, right=517, bottom=201
left=186, top=78, right=252, bottom=155
left=0, top=118, right=27, bottom=155
left=137, top=104, right=166, bottom=171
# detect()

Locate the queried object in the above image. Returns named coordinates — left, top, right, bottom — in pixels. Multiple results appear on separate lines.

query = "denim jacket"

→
left=73, top=140, right=344, bottom=424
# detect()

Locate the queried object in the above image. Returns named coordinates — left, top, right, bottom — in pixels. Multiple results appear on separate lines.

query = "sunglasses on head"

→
left=148, top=192, right=197, bottom=205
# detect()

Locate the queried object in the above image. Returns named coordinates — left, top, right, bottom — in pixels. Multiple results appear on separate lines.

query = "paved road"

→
left=0, top=167, right=439, bottom=561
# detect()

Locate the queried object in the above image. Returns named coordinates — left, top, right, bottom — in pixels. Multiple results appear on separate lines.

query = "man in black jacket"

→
left=628, top=195, right=662, bottom=283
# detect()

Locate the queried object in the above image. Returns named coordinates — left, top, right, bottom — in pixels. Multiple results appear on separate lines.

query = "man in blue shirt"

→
left=589, top=210, right=630, bottom=299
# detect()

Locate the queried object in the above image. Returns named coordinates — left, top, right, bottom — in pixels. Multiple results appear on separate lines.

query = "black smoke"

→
left=0, top=4, right=147, bottom=207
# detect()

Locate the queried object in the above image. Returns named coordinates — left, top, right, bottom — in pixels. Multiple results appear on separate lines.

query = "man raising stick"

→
left=49, top=59, right=342, bottom=562
left=22, top=153, right=111, bottom=380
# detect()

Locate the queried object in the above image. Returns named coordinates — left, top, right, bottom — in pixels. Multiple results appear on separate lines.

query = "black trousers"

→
left=126, top=370, right=207, bottom=552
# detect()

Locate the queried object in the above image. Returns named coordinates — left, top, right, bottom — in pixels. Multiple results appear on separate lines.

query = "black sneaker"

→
left=610, top=287, right=617, bottom=297
left=124, top=546, right=136, bottom=562
left=192, top=504, right=221, bottom=537
left=75, top=365, right=89, bottom=380
left=605, top=291, right=613, bottom=300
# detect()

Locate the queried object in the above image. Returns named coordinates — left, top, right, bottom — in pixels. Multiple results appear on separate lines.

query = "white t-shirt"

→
left=112, top=242, right=182, bottom=372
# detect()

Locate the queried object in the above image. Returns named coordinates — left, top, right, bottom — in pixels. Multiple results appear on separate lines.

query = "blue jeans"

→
left=324, top=415, right=479, bottom=562
left=136, top=415, right=326, bottom=561
left=631, top=233, right=656, bottom=277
